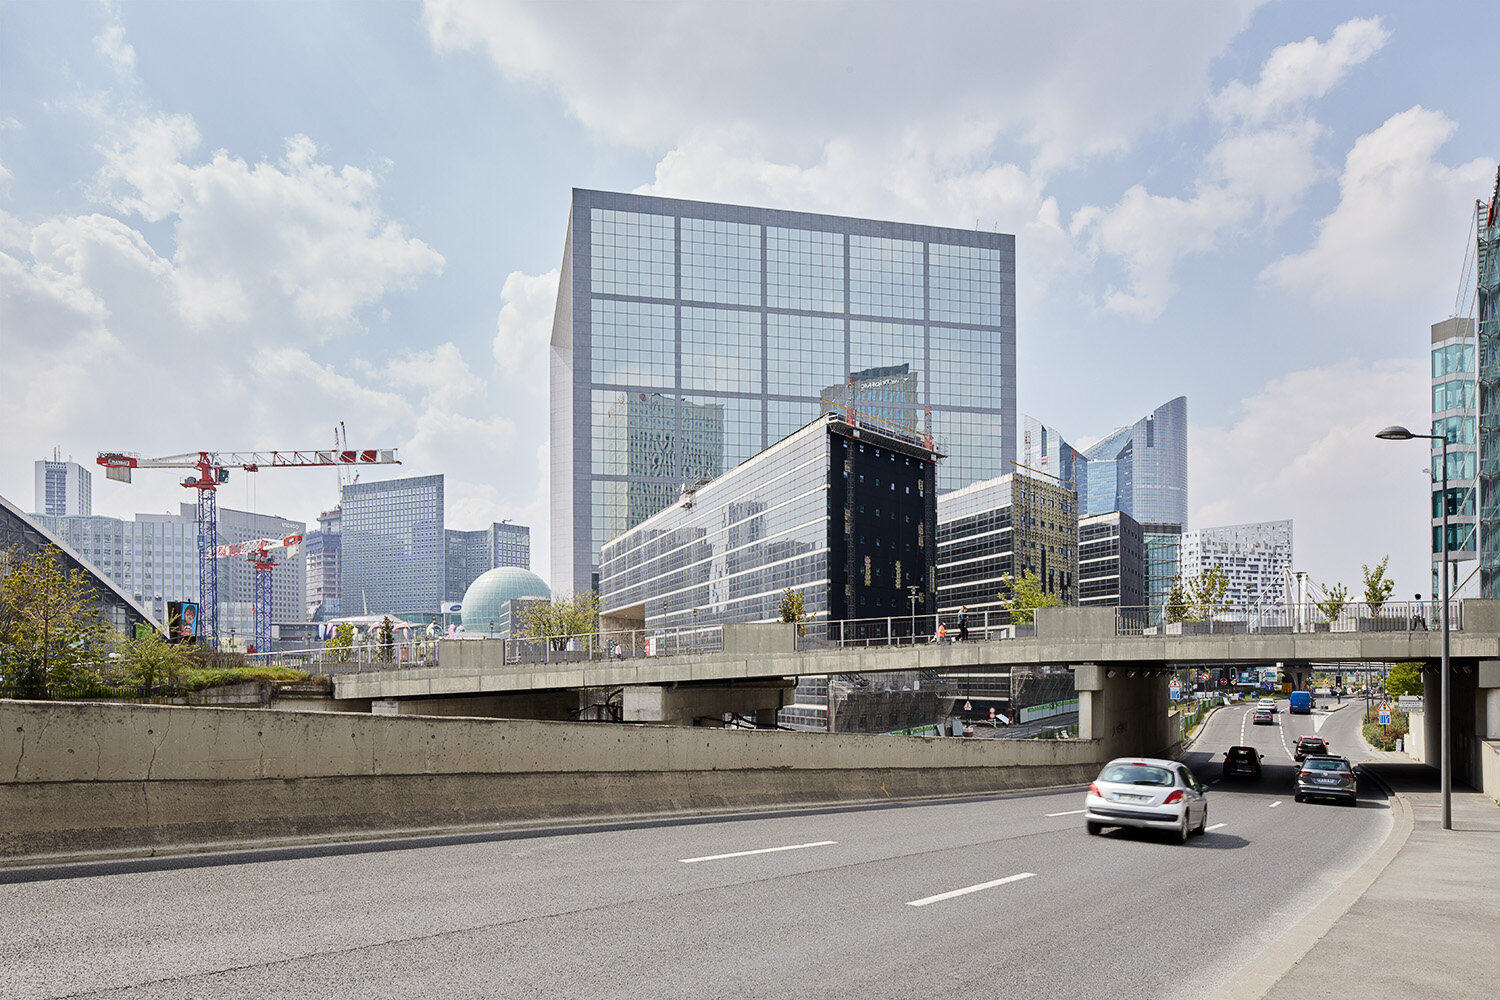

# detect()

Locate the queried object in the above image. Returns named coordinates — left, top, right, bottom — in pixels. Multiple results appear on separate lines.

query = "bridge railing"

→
left=1114, top=600, right=1461, bottom=636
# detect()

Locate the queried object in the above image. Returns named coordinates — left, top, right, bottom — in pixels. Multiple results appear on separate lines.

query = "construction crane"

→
left=97, top=447, right=400, bottom=648
left=216, top=534, right=303, bottom=654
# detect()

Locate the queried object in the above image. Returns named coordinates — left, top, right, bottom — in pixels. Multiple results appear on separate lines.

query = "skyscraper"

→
left=340, top=474, right=444, bottom=620
left=33, top=452, right=91, bottom=517
left=1180, top=520, right=1293, bottom=610
left=1472, top=169, right=1499, bottom=597
left=551, top=189, right=1016, bottom=595
left=1430, top=317, right=1477, bottom=597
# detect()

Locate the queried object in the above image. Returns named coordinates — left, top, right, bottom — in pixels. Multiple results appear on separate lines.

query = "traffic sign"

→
left=1397, top=695, right=1422, bottom=711
left=1379, top=709, right=1391, bottom=725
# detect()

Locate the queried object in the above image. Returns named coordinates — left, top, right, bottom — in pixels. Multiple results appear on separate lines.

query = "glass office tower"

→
left=341, top=474, right=444, bottom=620
left=1474, top=170, right=1500, bottom=597
left=551, top=190, right=1016, bottom=596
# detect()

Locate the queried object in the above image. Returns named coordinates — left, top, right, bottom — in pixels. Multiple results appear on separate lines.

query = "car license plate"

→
left=1316, top=778, right=1337, bottom=785
left=1118, top=793, right=1149, bottom=801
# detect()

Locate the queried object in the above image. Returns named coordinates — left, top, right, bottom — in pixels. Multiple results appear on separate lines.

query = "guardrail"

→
left=1114, top=600, right=1462, bottom=636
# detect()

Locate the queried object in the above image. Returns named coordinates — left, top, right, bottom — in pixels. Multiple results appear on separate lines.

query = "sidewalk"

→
left=1254, top=757, right=1500, bottom=999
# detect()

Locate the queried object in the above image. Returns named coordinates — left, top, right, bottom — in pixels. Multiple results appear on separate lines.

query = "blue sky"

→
left=2, top=0, right=1495, bottom=600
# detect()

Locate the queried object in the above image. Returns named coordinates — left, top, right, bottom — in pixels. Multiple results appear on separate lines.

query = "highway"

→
left=1, top=697, right=1391, bottom=999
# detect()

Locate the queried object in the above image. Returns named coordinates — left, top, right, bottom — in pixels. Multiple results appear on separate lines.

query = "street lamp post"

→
left=908, top=585, right=920, bottom=646
left=1376, top=424, right=1452, bottom=830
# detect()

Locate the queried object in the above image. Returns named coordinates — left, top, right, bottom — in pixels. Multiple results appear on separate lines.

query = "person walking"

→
left=1411, top=593, right=1427, bottom=630
left=957, top=605, right=969, bottom=641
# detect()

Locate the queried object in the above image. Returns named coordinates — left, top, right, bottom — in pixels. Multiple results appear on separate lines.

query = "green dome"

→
left=460, top=567, right=551, bottom=633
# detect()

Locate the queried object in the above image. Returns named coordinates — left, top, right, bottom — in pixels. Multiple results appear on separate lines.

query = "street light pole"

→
left=1376, top=424, right=1452, bottom=830
left=908, top=585, right=920, bottom=646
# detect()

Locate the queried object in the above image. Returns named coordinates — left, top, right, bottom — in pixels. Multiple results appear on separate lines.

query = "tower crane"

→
left=216, top=534, right=303, bottom=654
left=97, top=447, right=400, bottom=648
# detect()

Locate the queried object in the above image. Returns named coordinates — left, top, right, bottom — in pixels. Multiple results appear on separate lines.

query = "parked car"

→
left=1288, top=690, right=1312, bottom=714
left=1222, top=745, right=1263, bottom=779
left=1294, top=755, right=1358, bottom=805
left=1084, top=757, right=1209, bottom=843
left=1252, top=708, right=1275, bottom=725
left=1293, top=736, right=1329, bottom=760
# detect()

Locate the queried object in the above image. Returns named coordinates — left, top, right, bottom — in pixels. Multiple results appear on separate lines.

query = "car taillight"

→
left=1299, top=771, right=1313, bottom=780
left=1089, top=782, right=1102, bottom=797
left=1163, top=790, right=1184, bottom=804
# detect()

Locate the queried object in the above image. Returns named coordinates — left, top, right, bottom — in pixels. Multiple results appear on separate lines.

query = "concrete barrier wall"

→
left=1, top=700, right=1105, bottom=865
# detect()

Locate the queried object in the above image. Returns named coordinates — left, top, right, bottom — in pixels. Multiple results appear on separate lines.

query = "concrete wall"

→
left=1481, top=740, right=1500, bottom=806
left=0, top=700, right=1106, bottom=865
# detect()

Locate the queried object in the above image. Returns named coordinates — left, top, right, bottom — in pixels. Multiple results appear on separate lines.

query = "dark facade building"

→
left=1078, top=510, right=1146, bottom=608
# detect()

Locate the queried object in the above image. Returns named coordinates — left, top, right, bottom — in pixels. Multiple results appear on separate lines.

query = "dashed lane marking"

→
left=907, top=872, right=1037, bottom=908
left=1045, top=809, right=1085, bottom=817
left=1269, top=801, right=1283, bottom=808
left=679, top=841, right=837, bottom=864
left=1207, top=823, right=1227, bottom=831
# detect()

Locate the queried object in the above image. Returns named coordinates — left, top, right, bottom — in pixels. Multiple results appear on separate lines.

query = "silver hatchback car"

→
left=1084, top=757, right=1209, bottom=843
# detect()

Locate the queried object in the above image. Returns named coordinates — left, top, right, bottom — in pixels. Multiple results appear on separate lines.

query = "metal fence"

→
left=1114, top=600, right=1462, bottom=637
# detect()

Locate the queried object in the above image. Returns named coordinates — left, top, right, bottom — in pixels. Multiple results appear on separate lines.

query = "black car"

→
left=1222, top=745, right=1263, bottom=779
left=1293, top=736, right=1329, bottom=760
left=1251, top=708, right=1274, bottom=725
left=1295, top=755, right=1357, bottom=805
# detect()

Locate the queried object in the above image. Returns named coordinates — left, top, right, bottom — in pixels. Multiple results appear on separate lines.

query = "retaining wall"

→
left=1, top=700, right=1109, bottom=865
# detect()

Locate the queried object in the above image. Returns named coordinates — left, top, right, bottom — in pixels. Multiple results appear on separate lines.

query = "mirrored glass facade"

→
left=1432, top=317, right=1478, bottom=596
left=552, top=190, right=1016, bottom=595
left=1472, top=170, right=1500, bottom=597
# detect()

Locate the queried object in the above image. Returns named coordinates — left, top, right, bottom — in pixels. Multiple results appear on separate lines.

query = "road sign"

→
left=1397, top=696, right=1422, bottom=711
left=1379, top=709, right=1391, bottom=725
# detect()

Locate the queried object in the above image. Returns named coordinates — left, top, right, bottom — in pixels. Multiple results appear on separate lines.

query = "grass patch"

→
left=176, top=665, right=314, bottom=692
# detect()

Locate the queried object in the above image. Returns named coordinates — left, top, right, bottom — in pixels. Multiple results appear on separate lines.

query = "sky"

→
left=1, top=0, right=1495, bottom=602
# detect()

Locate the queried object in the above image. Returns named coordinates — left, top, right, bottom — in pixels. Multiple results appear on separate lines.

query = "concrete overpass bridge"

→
left=329, top=603, right=1500, bottom=784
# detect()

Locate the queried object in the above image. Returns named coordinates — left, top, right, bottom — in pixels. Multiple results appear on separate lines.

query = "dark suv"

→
left=1293, top=736, right=1329, bottom=761
left=1295, top=755, right=1357, bottom=805
left=1222, top=745, right=1263, bottom=779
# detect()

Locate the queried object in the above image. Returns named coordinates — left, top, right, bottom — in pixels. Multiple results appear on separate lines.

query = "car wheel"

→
left=1194, top=806, right=1208, bottom=836
left=1086, top=821, right=1102, bottom=836
left=1294, top=793, right=1304, bottom=803
left=1176, top=811, right=1190, bottom=845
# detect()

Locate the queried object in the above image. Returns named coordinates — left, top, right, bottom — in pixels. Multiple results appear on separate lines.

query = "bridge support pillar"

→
left=622, top=681, right=794, bottom=726
left=1073, top=663, right=1174, bottom=757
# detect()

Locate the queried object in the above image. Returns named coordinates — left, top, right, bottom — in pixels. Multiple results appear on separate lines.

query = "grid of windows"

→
left=592, top=301, right=675, bottom=385
left=768, top=314, right=844, bottom=397
left=591, top=210, right=674, bottom=299
left=930, top=244, right=1008, bottom=326
left=341, top=476, right=444, bottom=617
left=683, top=308, right=761, bottom=393
left=767, top=227, right=843, bottom=312
left=929, top=325, right=1004, bottom=408
left=931, top=410, right=1007, bottom=493
left=850, top=320, right=923, bottom=381
left=682, top=219, right=761, bottom=306
left=849, top=235, right=923, bottom=318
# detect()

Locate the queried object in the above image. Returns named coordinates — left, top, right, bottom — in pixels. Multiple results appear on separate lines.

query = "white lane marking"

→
left=1269, top=801, right=1283, bottom=808
left=907, top=872, right=1037, bottom=907
left=679, top=840, right=837, bottom=864
left=1045, top=809, right=1085, bottom=817
left=1207, top=823, right=1227, bottom=831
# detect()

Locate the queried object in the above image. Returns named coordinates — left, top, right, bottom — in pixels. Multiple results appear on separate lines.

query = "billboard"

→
left=167, top=601, right=201, bottom=642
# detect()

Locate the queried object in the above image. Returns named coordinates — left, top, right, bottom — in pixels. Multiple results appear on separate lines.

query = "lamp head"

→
left=1376, top=425, right=1416, bottom=440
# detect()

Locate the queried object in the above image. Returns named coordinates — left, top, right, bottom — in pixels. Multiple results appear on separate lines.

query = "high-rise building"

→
left=1472, top=169, right=1500, bottom=598
left=1179, top=520, right=1293, bottom=611
left=340, top=474, right=444, bottom=621
left=33, top=452, right=91, bottom=517
left=446, top=521, right=534, bottom=603
left=1078, top=510, right=1146, bottom=608
left=1430, top=318, right=1478, bottom=597
left=1020, top=416, right=1087, bottom=509
left=304, top=505, right=341, bottom=620
left=551, top=189, right=1016, bottom=595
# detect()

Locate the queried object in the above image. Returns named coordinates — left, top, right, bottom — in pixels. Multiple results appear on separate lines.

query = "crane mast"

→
left=97, top=447, right=399, bottom=649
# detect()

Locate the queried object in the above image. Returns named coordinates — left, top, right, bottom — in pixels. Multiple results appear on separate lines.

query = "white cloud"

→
left=493, top=268, right=559, bottom=398
left=1261, top=107, right=1496, bottom=301
left=1212, top=17, right=1388, bottom=125
left=1192, top=359, right=1432, bottom=596
left=391, top=342, right=484, bottom=407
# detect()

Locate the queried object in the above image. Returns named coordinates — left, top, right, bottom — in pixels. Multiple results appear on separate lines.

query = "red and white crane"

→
left=97, top=447, right=399, bottom=648
left=216, top=533, right=304, bottom=654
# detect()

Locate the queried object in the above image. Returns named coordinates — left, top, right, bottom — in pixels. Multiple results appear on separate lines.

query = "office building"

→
left=551, top=188, right=1016, bottom=596
left=1472, top=169, right=1499, bottom=597
left=35, top=503, right=304, bottom=639
left=1179, top=520, right=1293, bottom=611
left=0, top=494, right=155, bottom=638
left=34, top=452, right=91, bottom=517
left=1078, top=510, right=1146, bottom=608
left=304, top=505, right=341, bottom=620
left=340, top=474, right=444, bottom=622
left=458, top=566, right=551, bottom=636
left=936, top=472, right=1078, bottom=618
left=1020, top=416, right=1087, bottom=509
left=447, top=521, right=534, bottom=604
left=1431, top=318, right=1478, bottom=597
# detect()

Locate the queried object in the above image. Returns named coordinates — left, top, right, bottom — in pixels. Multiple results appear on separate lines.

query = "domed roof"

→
left=459, top=567, right=551, bottom=632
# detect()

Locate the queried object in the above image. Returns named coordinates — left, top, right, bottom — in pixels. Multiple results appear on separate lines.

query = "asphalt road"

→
left=1, top=698, right=1391, bottom=1000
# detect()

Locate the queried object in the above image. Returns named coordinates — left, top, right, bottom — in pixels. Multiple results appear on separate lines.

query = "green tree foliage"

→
left=777, top=588, right=808, bottom=636
left=116, top=628, right=191, bottom=695
left=1165, top=567, right=1231, bottom=622
left=998, top=571, right=1060, bottom=625
left=518, top=591, right=601, bottom=651
left=1385, top=661, right=1424, bottom=699
left=378, top=616, right=395, bottom=663
left=0, top=546, right=109, bottom=698
left=1362, top=556, right=1394, bottom=616
left=1164, top=578, right=1190, bottom=624
left=1316, top=583, right=1350, bottom=623
left=324, top=621, right=355, bottom=663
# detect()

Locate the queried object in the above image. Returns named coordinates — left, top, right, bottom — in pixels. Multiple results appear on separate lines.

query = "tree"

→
left=116, top=628, right=191, bottom=695
left=1386, top=661, right=1424, bottom=699
left=0, top=546, right=109, bottom=698
left=998, top=571, right=1060, bottom=625
left=776, top=588, right=809, bottom=636
left=1165, top=567, right=1231, bottom=623
left=1362, top=556, right=1394, bottom=616
left=1315, top=583, right=1349, bottom=624
left=377, top=616, right=395, bottom=663
left=324, top=621, right=355, bottom=663
left=1164, top=577, right=1190, bottom=624
left=518, top=591, right=601, bottom=651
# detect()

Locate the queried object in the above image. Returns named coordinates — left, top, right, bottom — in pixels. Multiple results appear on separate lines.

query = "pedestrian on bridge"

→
left=957, top=606, right=969, bottom=641
left=1412, top=594, right=1427, bottom=631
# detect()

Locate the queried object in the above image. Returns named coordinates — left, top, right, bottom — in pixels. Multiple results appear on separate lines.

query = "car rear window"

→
left=1305, top=758, right=1347, bottom=771
left=1229, top=749, right=1255, bottom=759
left=1100, top=763, right=1174, bottom=785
